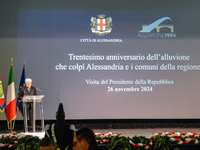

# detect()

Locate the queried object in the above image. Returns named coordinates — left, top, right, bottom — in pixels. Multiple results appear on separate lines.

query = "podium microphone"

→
left=36, top=87, right=43, bottom=93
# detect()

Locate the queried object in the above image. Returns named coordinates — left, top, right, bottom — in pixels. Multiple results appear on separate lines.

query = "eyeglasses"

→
left=73, top=140, right=80, bottom=147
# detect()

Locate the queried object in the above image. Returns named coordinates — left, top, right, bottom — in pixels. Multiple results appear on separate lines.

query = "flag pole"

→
left=8, top=58, right=13, bottom=131
left=7, top=58, right=16, bottom=133
left=22, top=60, right=26, bottom=119
left=24, top=60, right=26, bottom=67
left=11, top=58, right=13, bottom=67
left=8, top=58, right=13, bottom=132
left=7, top=118, right=16, bottom=131
left=17, top=60, right=26, bottom=121
left=11, top=58, right=14, bottom=131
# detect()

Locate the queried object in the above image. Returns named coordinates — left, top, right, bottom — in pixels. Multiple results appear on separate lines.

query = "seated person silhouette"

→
left=45, top=103, right=75, bottom=150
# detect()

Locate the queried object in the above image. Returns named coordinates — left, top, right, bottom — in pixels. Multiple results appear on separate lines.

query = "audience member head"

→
left=39, top=137, right=55, bottom=150
left=73, top=127, right=97, bottom=150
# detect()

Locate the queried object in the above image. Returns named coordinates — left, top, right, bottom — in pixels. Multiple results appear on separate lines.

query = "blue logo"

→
left=138, top=17, right=176, bottom=38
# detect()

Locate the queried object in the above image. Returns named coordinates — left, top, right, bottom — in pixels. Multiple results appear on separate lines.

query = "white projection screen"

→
left=11, top=1, right=200, bottom=120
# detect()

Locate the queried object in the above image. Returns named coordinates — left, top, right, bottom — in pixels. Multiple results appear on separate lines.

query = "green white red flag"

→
left=6, top=64, right=17, bottom=123
left=0, top=76, right=5, bottom=113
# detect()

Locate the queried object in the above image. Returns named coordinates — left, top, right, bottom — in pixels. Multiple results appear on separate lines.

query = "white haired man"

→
left=19, top=78, right=37, bottom=131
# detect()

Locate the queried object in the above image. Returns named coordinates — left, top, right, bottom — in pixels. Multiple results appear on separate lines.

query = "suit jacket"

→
left=19, top=86, right=37, bottom=100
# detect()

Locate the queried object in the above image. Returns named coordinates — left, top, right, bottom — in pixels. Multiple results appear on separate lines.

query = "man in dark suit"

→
left=19, top=78, right=37, bottom=129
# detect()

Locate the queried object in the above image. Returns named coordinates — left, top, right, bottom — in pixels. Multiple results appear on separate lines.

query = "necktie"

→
left=28, top=88, right=30, bottom=93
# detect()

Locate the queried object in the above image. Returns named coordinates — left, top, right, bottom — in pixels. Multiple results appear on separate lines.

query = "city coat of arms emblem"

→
left=91, top=14, right=112, bottom=36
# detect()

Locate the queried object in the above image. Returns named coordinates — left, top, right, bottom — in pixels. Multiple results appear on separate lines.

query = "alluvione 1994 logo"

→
left=137, top=17, right=176, bottom=38
left=90, top=14, right=112, bottom=36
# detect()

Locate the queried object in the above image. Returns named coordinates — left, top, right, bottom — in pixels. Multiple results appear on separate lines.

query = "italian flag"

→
left=0, top=76, right=5, bottom=113
left=6, top=65, right=16, bottom=123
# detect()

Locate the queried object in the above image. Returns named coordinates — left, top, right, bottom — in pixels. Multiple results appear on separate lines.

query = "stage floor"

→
left=8, top=128, right=200, bottom=139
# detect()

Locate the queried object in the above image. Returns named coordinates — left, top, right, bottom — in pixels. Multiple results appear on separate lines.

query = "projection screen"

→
left=15, top=8, right=200, bottom=120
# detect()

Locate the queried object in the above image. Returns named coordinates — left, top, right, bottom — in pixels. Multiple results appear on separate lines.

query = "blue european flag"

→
left=17, top=62, right=25, bottom=119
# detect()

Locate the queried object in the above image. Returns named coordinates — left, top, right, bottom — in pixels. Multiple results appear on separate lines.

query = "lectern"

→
left=22, top=95, right=45, bottom=132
